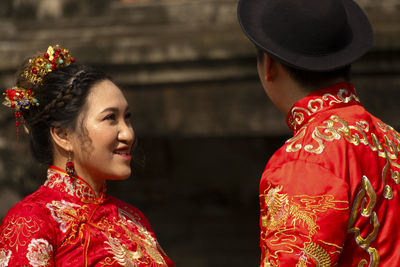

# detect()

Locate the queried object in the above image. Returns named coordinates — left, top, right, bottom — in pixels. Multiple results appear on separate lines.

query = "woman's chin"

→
left=107, top=169, right=131, bottom=180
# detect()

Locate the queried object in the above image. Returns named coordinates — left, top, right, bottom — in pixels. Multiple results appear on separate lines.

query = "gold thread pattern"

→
left=260, top=183, right=349, bottom=266
left=0, top=216, right=40, bottom=252
left=348, top=176, right=380, bottom=266
left=288, top=87, right=359, bottom=132
left=104, top=235, right=143, bottom=266
left=45, top=199, right=167, bottom=265
left=0, top=166, right=171, bottom=266
left=286, top=115, right=400, bottom=200
left=100, top=208, right=168, bottom=266
left=44, top=168, right=105, bottom=203
left=278, top=85, right=394, bottom=265
left=300, top=242, right=331, bottom=267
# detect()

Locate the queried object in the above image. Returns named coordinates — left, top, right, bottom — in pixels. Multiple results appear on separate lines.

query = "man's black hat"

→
left=237, top=0, right=373, bottom=71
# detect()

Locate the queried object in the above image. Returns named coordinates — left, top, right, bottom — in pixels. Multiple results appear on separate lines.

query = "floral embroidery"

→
left=44, top=170, right=76, bottom=197
left=44, top=166, right=105, bottom=203
left=46, top=200, right=82, bottom=233
left=46, top=199, right=94, bottom=248
left=260, top=183, right=349, bottom=266
left=26, top=238, right=53, bottom=267
left=0, top=249, right=11, bottom=267
left=0, top=165, right=173, bottom=266
left=0, top=216, right=40, bottom=251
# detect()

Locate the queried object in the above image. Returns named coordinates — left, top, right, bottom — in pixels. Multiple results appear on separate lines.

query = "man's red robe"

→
left=260, top=82, right=400, bottom=266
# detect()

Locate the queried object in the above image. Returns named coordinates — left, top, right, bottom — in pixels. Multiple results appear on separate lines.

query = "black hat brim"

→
left=237, top=0, right=373, bottom=71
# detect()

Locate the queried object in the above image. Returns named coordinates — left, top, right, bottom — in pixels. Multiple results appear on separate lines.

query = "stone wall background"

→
left=0, top=0, right=399, bottom=266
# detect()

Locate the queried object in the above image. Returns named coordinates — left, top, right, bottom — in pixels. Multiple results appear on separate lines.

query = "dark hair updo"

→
left=16, top=63, right=109, bottom=165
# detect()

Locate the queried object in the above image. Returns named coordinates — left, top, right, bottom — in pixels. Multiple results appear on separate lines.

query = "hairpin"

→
left=3, top=86, right=39, bottom=133
left=2, top=45, right=75, bottom=133
left=23, top=45, right=76, bottom=85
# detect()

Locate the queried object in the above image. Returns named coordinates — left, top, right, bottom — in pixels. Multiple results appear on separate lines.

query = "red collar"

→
left=286, top=82, right=361, bottom=134
left=44, top=165, right=106, bottom=204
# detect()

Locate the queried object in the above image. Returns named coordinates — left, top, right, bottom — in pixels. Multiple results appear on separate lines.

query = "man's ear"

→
left=50, top=127, right=72, bottom=152
left=264, top=54, right=278, bottom=82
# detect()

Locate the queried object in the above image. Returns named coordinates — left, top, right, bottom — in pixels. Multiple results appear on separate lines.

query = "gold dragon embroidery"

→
left=100, top=208, right=167, bottom=266
left=260, top=184, right=349, bottom=266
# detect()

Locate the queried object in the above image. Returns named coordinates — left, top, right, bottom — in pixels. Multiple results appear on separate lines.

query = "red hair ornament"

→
left=2, top=45, right=76, bottom=134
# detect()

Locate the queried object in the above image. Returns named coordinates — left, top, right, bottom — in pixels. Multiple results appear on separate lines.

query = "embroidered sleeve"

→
left=259, top=160, right=350, bottom=267
left=0, top=204, right=55, bottom=267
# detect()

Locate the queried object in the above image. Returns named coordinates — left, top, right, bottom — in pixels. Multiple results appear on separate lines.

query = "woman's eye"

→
left=125, top=112, right=132, bottom=120
left=104, top=114, right=116, bottom=120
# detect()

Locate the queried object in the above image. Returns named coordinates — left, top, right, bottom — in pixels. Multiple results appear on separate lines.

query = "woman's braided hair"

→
left=16, top=63, right=109, bottom=165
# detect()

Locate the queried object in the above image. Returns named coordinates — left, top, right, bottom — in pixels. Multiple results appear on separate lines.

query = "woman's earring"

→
left=66, top=152, right=75, bottom=177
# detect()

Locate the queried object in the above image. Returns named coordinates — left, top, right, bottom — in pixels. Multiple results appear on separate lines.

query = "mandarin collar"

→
left=44, top=165, right=106, bottom=204
left=286, top=82, right=360, bottom=134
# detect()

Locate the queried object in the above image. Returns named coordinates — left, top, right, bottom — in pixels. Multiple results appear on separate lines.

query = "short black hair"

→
left=282, top=64, right=351, bottom=90
left=256, top=48, right=351, bottom=91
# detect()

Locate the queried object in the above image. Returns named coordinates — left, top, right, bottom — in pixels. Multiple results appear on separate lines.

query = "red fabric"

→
left=260, top=82, right=400, bottom=266
left=0, top=166, right=174, bottom=267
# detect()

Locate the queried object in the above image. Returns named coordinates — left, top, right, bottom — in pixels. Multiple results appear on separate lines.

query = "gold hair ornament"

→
left=24, top=45, right=76, bottom=85
left=2, top=45, right=76, bottom=133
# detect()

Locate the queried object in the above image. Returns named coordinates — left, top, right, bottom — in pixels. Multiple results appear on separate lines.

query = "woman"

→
left=0, top=45, right=174, bottom=266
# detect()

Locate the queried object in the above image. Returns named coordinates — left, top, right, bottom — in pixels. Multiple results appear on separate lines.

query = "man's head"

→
left=238, top=0, right=373, bottom=72
left=255, top=48, right=352, bottom=114
left=239, top=0, right=372, bottom=113
left=256, top=49, right=352, bottom=92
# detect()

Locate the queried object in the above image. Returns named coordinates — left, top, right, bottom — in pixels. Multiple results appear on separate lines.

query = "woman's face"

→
left=70, top=79, right=135, bottom=183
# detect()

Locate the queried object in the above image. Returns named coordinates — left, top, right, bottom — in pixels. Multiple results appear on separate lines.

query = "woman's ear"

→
left=50, top=127, right=72, bottom=152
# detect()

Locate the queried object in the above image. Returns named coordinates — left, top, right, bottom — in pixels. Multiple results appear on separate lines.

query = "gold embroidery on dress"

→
left=46, top=200, right=82, bottom=234
left=348, top=176, right=380, bottom=267
left=0, top=216, right=40, bottom=252
left=99, top=256, right=117, bottom=266
left=45, top=168, right=103, bottom=203
left=101, top=208, right=167, bottom=266
left=46, top=200, right=94, bottom=247
left=260, top=184, right=349, bottom=266
left=104, top=235, right=143, bottom=266
left=117, top=209, right=167, bottom=265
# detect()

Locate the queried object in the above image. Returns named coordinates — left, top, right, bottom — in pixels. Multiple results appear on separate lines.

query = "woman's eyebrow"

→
left=99, top=106, right=130, bottom=114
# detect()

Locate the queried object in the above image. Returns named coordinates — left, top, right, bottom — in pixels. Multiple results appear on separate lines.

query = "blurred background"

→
left=0, top=0, right=399, bottom=266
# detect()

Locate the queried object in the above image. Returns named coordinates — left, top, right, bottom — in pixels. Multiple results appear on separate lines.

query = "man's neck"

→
left=276, top=77, right=348, bottom=115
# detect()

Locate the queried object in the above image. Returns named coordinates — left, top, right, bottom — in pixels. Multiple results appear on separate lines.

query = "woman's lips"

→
left=114, top=149, right=131, bottom=159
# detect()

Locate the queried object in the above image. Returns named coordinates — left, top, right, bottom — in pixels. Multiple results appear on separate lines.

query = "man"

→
left=237, top=0, right=400, bottom=266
